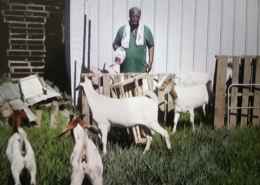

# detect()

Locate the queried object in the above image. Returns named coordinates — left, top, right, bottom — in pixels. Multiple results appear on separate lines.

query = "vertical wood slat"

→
left=214, top=56, right=228, bottom=129
left=147, top=74, right=154, bottom=91
left=240, top=57, right=251, bottom=127
left=158, top=74, right=165, bottom=112
left=252, top=56, right=260, bottom=125
left=230, top=56, right=240, bottom=127
left=103, top=75, right=110, bottom=97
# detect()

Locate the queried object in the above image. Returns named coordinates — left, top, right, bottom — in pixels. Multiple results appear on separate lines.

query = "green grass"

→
left=1, top=110, right=260, bottom=185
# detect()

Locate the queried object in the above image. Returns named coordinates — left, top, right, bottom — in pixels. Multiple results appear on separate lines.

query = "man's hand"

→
left=147, top=46, right=154, bottom=73
left=113, top=44, right=120, bottom=51
left=146, top=63, right=152, bottom=73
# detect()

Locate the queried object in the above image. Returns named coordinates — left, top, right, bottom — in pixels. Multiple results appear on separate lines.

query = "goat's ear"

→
left=163, top=83, right=172, bottom=94
left=85, top=125, right=101, bottom=135
left=92, top=81, right=99, bottom=90
left=78, top=114, right=86, bottom=120
left=56, top=128, right=69, bottom=139
left=69, top=115, right=75, bottom=123
left=170, top=85, right=178, bottom=99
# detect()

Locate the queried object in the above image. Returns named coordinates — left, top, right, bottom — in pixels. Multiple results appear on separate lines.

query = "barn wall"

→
left=70, top=0, right=85, bottom=102
left=69, top=0, right=260, bottom=99
left=84, top=0, right=260, bottom=73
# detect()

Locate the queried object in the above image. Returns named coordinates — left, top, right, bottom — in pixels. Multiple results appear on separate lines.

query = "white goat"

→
left=70, top=124, right=103, bottom=185
left=156, top=75, right=209, bottom=133
left=79, top=78, right=171, bottom=154
left=175, top=71, right=213, bottom=87
left=6, top=127, right=37, bottom=185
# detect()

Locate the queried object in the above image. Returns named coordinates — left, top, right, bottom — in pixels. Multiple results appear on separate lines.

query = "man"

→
left=113, top=7, right=154, bottom=73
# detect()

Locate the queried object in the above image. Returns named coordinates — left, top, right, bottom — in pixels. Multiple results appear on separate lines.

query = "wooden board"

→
left=252, top=56, right=260, bottom=125
left=214, top=56, right=228, bottom=129
left=240, top=57, right=251, bottom=126
left=103, top=75, right=111, bottom=97
left=230, top=56, right=240, bottom=127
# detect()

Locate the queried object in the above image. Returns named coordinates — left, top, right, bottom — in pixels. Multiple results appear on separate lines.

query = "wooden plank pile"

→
left=214, top=56, right=260, bottom=128
left=2, top=3, right=49, bottom=81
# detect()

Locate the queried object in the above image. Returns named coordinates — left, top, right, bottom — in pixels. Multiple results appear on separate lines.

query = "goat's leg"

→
left=172, top=112, right=180, bottom=133
left=99, top=125, right=108, bottom=154
left=189, top=109, right=195, bottom=131
left=27, top=161, right=37, bottom=185
left=11, top=161, right=23, bottom=185
left=142, top=135, right=153, bottom=154
left=70, top=171, right=85, bottom=185
left=202, top=103, right=206, bottom=116
left=150, top=122, right=171, bottom=149
left=201, top=103, right=206, bottom=126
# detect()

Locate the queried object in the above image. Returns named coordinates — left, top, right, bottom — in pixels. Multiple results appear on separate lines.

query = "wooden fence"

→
left=214, top=56, right=260, bottom=129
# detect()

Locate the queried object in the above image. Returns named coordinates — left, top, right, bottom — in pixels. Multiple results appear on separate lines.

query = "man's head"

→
left=129, top=7, right=141, bottom=27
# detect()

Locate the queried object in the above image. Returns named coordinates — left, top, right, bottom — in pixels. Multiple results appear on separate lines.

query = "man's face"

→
left=129, top=9, right=141, bottom=26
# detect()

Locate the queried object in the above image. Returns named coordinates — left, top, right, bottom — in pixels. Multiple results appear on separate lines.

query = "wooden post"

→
left=241, top=57, right=251, bottom=127
left=230, top=57, right=240, bottom=127
left=103, top=75, right=110, bottom=97
left=252, top=56, right=260, bottom=126
left=214, top=56, right=228, bottom=129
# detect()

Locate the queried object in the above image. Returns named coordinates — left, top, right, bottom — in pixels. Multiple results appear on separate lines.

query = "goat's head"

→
left=156, top=75, right=178, bottom=99
left=78, top=77, right=99, bottom=91
left=56, top=115, right=101, bottom=139
left=8, top=109, right=30, bottom=134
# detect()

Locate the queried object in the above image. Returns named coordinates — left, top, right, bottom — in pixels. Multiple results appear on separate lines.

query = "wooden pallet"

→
left=7, top=49, right=46, bottom=57
left=110, top=74, right=155, bottom=144
left=8, top=4, right=46, bottom=11
left=214, top=55, right=260, bottom=128
left=2, top=9, right=49, bottom=18
left=2, top=2, right=48, bottom=81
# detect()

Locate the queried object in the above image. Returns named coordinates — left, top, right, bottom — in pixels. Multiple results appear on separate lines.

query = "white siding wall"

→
left=70, top=0, right=85, bottom=101
left=70, top=0, right=260, bottom=95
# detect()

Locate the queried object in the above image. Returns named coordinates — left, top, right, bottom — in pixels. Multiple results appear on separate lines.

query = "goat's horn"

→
left=56, top=128, right=69, bottom=139
left=85, top=125, right=101, bottom=135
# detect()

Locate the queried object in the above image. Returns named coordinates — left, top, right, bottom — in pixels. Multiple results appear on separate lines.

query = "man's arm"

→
left=113, top=27, right=123, bottom=51
left=146, top=46, right=154, bottom=73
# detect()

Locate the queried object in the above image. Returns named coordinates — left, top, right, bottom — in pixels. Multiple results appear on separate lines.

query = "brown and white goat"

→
left=70, top=124, right=103, bottom=185
left=156, top=75, right=209, bottom=133
left=6, top=126, right=37, bottom=185
left=57, top=116, right=103, bottom=185
left=57, top=115, right=101, bottom=140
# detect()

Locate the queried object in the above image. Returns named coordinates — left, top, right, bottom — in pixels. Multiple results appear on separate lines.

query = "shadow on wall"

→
left=44, top=13, right=70, bottom=94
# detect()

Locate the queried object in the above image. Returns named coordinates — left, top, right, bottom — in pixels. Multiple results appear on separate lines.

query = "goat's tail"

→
left=17, top=127, right=27, bottom=157
left=143, top=90, right=158, bottom=104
